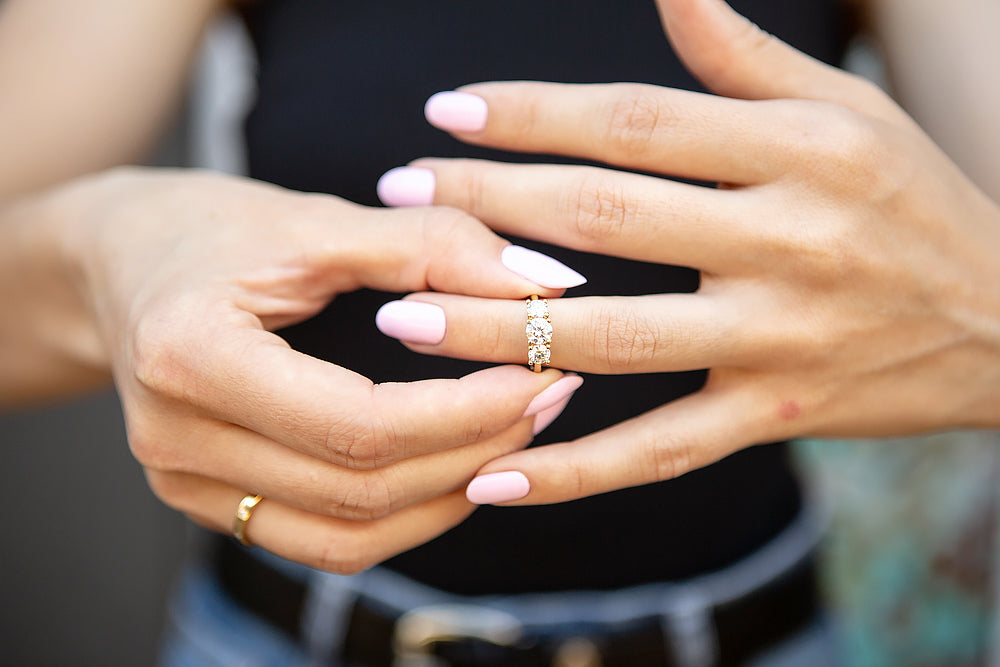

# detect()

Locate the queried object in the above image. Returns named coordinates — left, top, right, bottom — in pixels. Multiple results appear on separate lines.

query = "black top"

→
left=241, top=0, right=850, bottom=594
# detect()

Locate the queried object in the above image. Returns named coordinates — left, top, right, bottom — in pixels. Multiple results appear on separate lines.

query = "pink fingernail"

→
left=523, top=374, right=583, bottom=418
left=466, top=471, right=530, bottom=505
left=501, top=246, right=587, bottom=289
left=375, top=301, right=446, bottom=345
left=424, top=91, right=488, bottom=133
left=377, top=167, right=435, bottom=207
left=532, top=395, right=572, bottom=436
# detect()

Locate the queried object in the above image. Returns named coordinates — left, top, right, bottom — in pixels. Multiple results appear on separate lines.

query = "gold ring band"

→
left=232, top=493, right=263, bottom=547
left=526, top=295, right=552, bottom=372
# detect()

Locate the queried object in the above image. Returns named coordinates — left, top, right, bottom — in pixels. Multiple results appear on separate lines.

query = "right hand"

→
left=31, top=167, right=583, bottom=573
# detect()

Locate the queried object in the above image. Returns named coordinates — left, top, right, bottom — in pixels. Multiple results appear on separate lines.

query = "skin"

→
left=0, top=0, right=571, bottom=573
left=384, top=0, right=1000, bottom=504
left=1, top=0, right=998, bottom=567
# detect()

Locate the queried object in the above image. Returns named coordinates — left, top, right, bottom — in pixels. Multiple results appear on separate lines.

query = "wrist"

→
left=0, top=179, right=110, bottom=406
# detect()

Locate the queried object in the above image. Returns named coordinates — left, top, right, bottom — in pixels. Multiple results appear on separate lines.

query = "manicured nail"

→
left=424, top=91, right=488, bottom=133
left=523, top=374, right=583, bottom=418
left=375, top=301, right=446, bottom=345
left=377, top=167, right=435, bottom=207
left=466, top=471, right=530, bottom=505
left=532, top=395, right=571, bottom=436
left=501, top=246, right=587, bottom=289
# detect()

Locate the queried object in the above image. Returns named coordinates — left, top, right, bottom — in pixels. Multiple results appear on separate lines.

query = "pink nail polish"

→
left=523, top=374, right=583, bottom=418
left=375, top=301, right=446, bottom=345
left=532, top=395, right=571, bottom=436
left=376, top=167, right=435, bottom=207
left=501, top=246, right=587, bottom=289
left=424, top=91, right=488, bottom=133
left=466, top=471, right=530, bottom=505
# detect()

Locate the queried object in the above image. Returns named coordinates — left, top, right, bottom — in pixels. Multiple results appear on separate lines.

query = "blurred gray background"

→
left=1, top=391, right=187, bottom=665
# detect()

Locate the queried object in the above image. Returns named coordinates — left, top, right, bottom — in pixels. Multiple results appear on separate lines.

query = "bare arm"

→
left=0, top=0, right=224, bottom=199
left=866, top=0, right=1000, bottom=199
left=0, top=0, right=223, bottom=402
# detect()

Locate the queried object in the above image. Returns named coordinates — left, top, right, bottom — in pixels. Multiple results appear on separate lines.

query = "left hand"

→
left=374, top=0, right=1000, bottom=506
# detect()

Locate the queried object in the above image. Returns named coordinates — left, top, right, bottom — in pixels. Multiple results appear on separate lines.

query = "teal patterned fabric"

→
left=795, top=433, right=1000, bottom=666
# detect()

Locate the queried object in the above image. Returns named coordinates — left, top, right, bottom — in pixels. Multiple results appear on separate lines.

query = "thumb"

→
left=655, top=0, right=905, bottom=121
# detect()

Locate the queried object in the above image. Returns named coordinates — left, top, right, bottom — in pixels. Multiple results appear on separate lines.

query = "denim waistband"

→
left=232, top=500, right=827, bottom=665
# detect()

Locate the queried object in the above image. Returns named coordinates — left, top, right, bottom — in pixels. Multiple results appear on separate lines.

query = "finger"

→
left=654, top=0, right=909, bottom=124
left=418, top=82, right=802, bottom=184
left=156, top=413, right=543, bottom=521
left=403, top=159, right=765, bottom=272
left=131, top=313, right=569, bottom=467
left=465, top=383, right=769, bottom=505
left=145, top=471, right=476, bottom=575
left=304, top=200, right=586, bottom=296
left=377, top=293, right=747, bottom=375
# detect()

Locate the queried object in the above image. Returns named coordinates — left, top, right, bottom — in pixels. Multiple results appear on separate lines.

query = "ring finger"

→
left=377, top=292, right=749, bottom=374
left=145, top=470, right=476, bottom=575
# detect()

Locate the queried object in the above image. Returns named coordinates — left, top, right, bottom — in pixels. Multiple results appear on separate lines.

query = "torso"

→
left=241, top=0, right=850, bottom=594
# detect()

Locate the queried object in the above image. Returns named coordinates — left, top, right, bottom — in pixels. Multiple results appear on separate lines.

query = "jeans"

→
left=160, top=504, right=840, bottom=667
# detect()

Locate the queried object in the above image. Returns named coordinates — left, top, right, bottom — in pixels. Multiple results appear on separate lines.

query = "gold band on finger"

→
left=232, top=493, right=263, bottom=547
left=526, top=295, right=552, bottom=372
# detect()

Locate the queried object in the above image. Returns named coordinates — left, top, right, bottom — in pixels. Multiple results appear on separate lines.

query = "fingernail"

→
left=523, top=374, right=583, bottom=417
left=532, top=395, right=572, bottom=436
left=424, top=91, right=488, bottom=133
left=501, top=246, right=587, bottom=289
left=377, top=167, right=435, bottom=207
left=375, top=301, right=446, bottom=345
left=466, top=471, right=530, bottom=505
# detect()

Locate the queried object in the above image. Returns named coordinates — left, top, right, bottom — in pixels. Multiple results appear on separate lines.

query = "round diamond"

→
left=526, top=299, right=549, bottom=319
left=526, top=318, right=553, bottom=345
left=528, top=345, right=551, bottom=366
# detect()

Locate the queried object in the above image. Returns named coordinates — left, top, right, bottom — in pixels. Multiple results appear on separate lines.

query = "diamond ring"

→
left=526, top=295, right=552, bottom=372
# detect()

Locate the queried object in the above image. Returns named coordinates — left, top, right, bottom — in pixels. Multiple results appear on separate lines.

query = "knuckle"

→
left=329, top=397, right=403, bottom=470
left=569, top=171, right=636, bottom=245
left=586, top=300, right=662, bottom=371
left=129, top=295, right=224, bottom=405
left=605, top=84, right=667, bottom=158
left=420, top=205, right=482, bottom=260
left=648, top=436, right=694, bottom=482
left=130, top=316, right=189, bottom=400
left=326, top=417, right=380, bottom=470
left=790, top=104, right=891, bottom=184
left=126, top=418, right=186, bottom=473
left=448, top=163, right=489, bottom=220
left=822, top=110, right=882, bottom=169
left=144, top=470, right=193, bottom=509
left=315, top=534, right=373, bottom=575
left=502, top=85, right=544, bottom=142
left=786, top=215, right=866, bottom=286
left=329, top=471, right=395, bottom=520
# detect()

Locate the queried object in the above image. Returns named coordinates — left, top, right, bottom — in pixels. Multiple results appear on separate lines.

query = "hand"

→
left=21, top=167, right=585, bottom=571
left=374, top=0, right=1000, bottom=505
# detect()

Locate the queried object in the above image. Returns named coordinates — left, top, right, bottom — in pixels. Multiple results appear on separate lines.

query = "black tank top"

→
left=241, top=0, right=850, bottom=594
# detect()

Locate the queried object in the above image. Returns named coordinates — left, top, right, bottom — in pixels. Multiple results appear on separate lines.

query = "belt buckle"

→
left=391, top=603, right=523, bottom=667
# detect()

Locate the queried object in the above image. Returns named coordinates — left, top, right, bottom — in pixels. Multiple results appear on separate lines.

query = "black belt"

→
left=213, top=539, right=821, bottom=667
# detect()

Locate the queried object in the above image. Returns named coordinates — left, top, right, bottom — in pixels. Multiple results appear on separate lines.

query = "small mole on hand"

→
left=778, top=400, right=801, bottom=421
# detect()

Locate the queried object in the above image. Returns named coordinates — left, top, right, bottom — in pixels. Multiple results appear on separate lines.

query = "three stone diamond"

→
left=526, top=297, right=552, bottom=370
